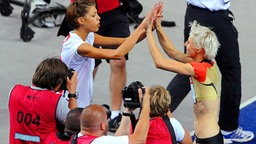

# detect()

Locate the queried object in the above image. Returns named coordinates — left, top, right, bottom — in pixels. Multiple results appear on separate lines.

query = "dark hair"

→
left=66, top=0, right=96, bottom=29
left=32, top=57, right=69, bottom=90
left=65, top=107, right=84, bottom=133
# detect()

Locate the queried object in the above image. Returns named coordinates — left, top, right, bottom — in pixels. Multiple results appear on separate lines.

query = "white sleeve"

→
left=169, top=117, right=185, bottom=142
left=91, top=135, right=129, bottom=144
left=56, top=95, right=69, bottom=124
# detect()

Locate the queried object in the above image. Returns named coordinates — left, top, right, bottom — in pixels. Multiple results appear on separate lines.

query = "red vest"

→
left=77, top=134, right=98, bottom=144
left=43, top=132, right=70, bottom=144
left=9, top=85, right=61, bottom=144
left=146, top=117, right=173, bottom=144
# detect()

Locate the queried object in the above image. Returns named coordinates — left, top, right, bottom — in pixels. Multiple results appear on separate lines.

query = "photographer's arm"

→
left=66, top=72, right=78, bottom=109
left=68, top=98, right=77, bottom=110
left=128, top=88, right=150, bottom=144
left=115, top=108, right=133, bottom=136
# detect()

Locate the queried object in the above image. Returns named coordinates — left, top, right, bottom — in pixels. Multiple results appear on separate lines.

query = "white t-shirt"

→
left=77, top=133, right=129, bottom=144
left=61, top=31, right=95, bottom=107
left=91, top=135, right=129, bottom=144
left=170, top=117, right=186, bottom=142
left=187, top=0, right=230, bottom=11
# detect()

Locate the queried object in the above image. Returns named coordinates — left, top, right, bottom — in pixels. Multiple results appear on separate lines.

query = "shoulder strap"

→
left=70, top=132, right=97, bottom=144
left=70, top=132, right=78, bottom=144
left=162, top=116, right=177, bottom=144
left=130, top=113, right=137, bottom=132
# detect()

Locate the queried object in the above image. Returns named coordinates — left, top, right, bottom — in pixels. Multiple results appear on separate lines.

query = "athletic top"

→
left=146, top=117, right=185, bottom=143
left=187, top=0, right=230, bottom=11
left=190, top=61, right=220, bottom=101
left=61, top=32, right=95, bottom=108
left=9, top=85, right=61, bottom=143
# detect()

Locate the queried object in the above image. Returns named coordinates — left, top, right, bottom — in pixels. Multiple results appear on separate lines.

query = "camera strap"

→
left=162, top=116, right=177, bottom=144
left=130, top=113, right=138, bottom=131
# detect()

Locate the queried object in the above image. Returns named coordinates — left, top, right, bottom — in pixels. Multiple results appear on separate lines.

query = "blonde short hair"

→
left=189, top=21, right=220, bottom=60
left=149, top=85, right=171, bottom=117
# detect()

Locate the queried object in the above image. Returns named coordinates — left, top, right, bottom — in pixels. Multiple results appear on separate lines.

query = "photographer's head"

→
left=149, top=85, right=171, bottom=117
left=32, top=57, right=69, bottom=91
left=80, top=104, right=109, bottom=136
left=65, top=107, right=84, bottom=135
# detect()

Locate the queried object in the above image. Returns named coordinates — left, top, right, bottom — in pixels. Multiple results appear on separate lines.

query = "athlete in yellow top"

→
left=146, top=2, right=223, bottom=144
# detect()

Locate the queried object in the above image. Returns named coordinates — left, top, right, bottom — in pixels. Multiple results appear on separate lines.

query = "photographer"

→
left=146, top=85, right=192, bottom=144
left=122, top=82, right=192, bottom=144
left=9, top=57, right=78, bottom=144
left=71, top=87, right=150, bottom=144
left=44, top=107, right=83, bottom=144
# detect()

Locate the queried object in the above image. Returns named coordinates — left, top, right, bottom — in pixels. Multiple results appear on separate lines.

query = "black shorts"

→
left=94, top=6, right=130, bottom=67
left=194, top=131, right=224, bottom=144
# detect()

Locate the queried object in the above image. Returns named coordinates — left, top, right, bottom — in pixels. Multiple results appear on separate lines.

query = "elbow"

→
left=113, top=50, right=125, bottom=59
left=135, top=136, right=147, bottom=144
left=154, top=61, right=165, bottom=69
left=155, top=63, right=162, bottom=69
left=110, top=52, right=123, bottom=60
left=141, top=138, right=147, bottom=144
left=113, top=55, right=123, bottom=60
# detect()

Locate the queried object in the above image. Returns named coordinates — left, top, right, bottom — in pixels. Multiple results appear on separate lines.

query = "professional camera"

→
left=60, top=68, right=74, bottom=90
left=122, top=81, right=145, bottom=108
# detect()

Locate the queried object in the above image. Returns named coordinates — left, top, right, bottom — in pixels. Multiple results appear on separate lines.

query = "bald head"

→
left=80, top=104, right=108, bottom=133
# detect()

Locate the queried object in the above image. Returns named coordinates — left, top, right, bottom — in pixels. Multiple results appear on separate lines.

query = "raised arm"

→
left=154, top=3, right=191, bottom=63
left=114, top=107, right=133, bottom=136
left=146, top=2, right=194, bottom=76
left=128, top=88, right=150, bottom=144
left=66, top=71, right=78, bottom=109
left=77, top=7, right=156, bottom=61
left=94, top=31, right=146, bottom=48
left=94, top=33, right=126, bottom=48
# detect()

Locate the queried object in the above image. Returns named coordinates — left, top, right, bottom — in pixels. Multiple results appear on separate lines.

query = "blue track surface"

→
left=236, top=99, right=256, bottom=144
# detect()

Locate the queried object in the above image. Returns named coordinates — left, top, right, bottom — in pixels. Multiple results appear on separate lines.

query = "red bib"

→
left=146, top=117, right=173, bottom=144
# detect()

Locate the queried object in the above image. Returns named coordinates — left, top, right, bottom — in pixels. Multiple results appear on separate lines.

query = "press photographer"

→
left=124, top=84, right=193, bottom=144
left=8, top=57, right=78, bottom=143
left=69, top=82, right=151, bottom=144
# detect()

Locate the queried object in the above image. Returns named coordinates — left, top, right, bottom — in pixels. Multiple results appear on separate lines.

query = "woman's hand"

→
left=140, top=1, right=163, bottom=30
left=154, top=1, right=164, bottom=29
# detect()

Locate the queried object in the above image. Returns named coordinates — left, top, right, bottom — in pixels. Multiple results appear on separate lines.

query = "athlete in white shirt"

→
left=61, top=1, right=156, bottom=107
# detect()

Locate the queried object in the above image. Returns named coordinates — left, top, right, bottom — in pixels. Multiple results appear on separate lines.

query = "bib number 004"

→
left=17, top=111, right=41, bottom=127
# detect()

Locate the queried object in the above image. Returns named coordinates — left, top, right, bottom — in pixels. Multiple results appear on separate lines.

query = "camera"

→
left=122, top=81, right=145, bottom=108
left=60, top=68, right=74, bottom=90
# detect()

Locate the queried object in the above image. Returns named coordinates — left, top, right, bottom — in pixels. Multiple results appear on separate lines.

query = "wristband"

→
left=68, top=92, right=78, bottom=99
left=122, top=112, right=132, bottom=117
